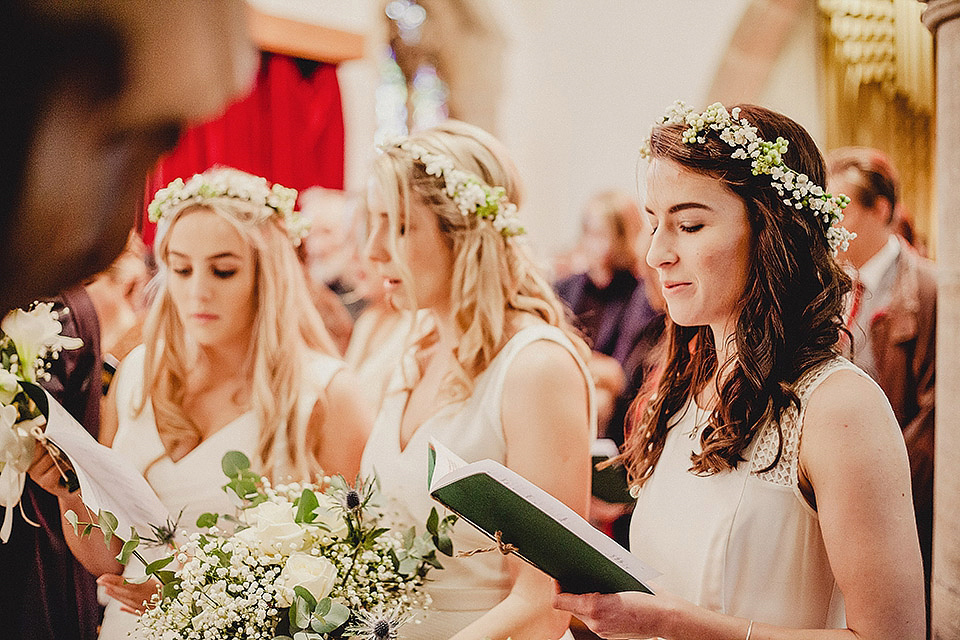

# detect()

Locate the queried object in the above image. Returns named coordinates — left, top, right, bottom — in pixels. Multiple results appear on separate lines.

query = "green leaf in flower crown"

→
left=116, top=527, right=140, bottom=565
left=196, top=512, right=218, bottom=529
left=294, top=489, right=319, bottom=524
left=99, top=510, right=119, bottom=545
left=221, top=451, right=251, bottom=478
left=152, top=570, right=176, bottom=585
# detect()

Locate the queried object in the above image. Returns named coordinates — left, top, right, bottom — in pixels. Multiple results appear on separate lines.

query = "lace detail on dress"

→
left=751, top=358, right=859, bottom=486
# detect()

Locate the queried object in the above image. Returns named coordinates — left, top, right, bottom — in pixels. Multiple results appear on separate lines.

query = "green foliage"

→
left=116, top=527, right=140, bottom=564
left=222, top=450, right=266, bottom=504
left=391, top=507, right=458, bottom=578
left=294, top=489, right=319, bottom=524
left=196, top=512, right=218, bottom=529
left=287, top=588, right=350, bottom=638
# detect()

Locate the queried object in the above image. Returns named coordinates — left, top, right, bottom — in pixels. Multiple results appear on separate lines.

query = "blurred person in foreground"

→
left=4, top=3, right=253, bottom=638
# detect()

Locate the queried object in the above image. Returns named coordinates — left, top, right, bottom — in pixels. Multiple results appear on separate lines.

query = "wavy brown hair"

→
left=619, top=104, right=852, bottom=488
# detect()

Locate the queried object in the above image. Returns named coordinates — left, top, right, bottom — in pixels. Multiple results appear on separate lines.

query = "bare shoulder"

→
left=505, top=336, right=583, bottom=378
left=322, top=366, right=368, bottom=413
left=801, top=367, right=905, bottom=468
left=501, top=333, right=591, bottom=440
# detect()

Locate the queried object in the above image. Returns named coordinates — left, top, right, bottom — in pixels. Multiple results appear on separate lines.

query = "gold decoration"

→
left=819, top=0, right=937, bottom=254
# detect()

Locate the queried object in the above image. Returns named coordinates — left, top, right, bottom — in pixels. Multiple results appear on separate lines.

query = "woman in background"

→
left=96, top=167, right=371, bottom=639
left=361, top=121, right=595, bottom=640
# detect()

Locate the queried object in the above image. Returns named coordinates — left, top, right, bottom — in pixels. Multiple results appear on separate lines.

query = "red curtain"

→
left=142, top=52, right=345, bottom=247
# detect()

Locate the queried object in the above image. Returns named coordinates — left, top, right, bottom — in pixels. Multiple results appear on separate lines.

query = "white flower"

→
left=380, top=139, right=525, bottom=238
left=0, top=404, right=33, bottom=507
left=235, top=501, right=305, bottom=554
left=1, top=303, right=82, bottom=383
left=0, top=370, right=20, bottom=405
left=275, top=553, right=337, bottom=606
left=312, top=493, right=349, bottom=539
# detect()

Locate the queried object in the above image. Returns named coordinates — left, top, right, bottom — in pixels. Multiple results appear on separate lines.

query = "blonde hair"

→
left=372, top=120, right=588, bottom=396
left=140, top=186, right=339, bottom=482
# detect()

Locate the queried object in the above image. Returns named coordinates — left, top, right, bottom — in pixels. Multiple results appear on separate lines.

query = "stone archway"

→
left=705, top=0, right=806, bottom=105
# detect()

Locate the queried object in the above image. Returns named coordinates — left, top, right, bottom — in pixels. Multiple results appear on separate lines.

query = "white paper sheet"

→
left=41, top=388, right=169, bottom=537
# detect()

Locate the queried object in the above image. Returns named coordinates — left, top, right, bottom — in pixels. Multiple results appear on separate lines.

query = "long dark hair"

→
left=620, top=104, right=852, bottom=487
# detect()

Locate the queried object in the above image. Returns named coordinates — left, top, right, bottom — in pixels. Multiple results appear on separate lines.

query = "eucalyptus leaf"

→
left=398, top=556, right=419, bottom=575
left=293, top=586, right=318, bottom=610
left=427, top=507, right=439, bottom=534
left=144, top=555, right=175, bottom=574
left=196, top=512, right=218, bottom=528
left=64, top=509, right=79, bottom=535
left=295, top=489, right=319, bottom=524
left=436, top=531, right=454, bottom=556
left=99, top=510, right=119, bottom=545
left=221, top=450, right=251, bottom=478
left=160, top=580, right=182, bottom=600
left=116, top=529, right=140, bottom=565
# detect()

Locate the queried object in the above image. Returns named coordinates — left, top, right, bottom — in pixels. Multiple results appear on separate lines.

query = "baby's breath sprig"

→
left=381, top=138, right=525, bottom=237
left=148, top=167, right=308, bottom=247
left=640, top=101, right=855, bottom=256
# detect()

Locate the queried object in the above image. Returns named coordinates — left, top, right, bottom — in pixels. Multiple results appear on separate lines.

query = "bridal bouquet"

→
left=0, top=302, right=82, bottom=541
left=76, top=451, right=456, bottom=640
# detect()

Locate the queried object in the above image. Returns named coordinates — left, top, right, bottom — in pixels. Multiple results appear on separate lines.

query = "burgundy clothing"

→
left=0, top=286, right=102, bottom=640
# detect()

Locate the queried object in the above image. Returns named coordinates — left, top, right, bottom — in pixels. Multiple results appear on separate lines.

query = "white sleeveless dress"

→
left=629, top=358, right=870, bottom=630
left=360, top=323, right=596, bottom=639
left=97, top=344, right=344, bottom=640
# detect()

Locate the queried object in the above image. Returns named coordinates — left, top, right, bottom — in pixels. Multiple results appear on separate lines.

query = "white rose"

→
left=240, top=501, right=305, bottom=554
left=0, top=369, right=20, bottom=404
left=276, top=553, right=338, bottom=607
left=312, top=493, right=348, bottom=539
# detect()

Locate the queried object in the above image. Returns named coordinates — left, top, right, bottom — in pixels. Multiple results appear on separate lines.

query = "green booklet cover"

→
left=428, top=440, right=658, bottom=595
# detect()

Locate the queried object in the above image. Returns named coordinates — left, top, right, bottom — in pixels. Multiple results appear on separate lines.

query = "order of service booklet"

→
left=427, top=439, right=659, bottom=595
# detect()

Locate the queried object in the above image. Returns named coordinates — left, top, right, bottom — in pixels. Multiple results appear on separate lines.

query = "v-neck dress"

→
left=628, top=358, right=867, bottom=631
left=97, top=344, right=343, bottom=640
left=360, top=323, right=596, bottom=638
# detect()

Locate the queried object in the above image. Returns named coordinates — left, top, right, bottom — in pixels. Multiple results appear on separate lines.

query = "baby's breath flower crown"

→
left=148, top=167, right=309, bottom=246
left=640, top=101, right=855, bottom=256
left=381, top=138, right=525, bottom=238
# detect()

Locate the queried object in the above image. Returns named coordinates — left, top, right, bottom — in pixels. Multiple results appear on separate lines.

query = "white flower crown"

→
left=640, top=101, right=855, bottom=256
left=148, top=168, right=310, bottom=246
left=382, top=138, right=525, bottom=237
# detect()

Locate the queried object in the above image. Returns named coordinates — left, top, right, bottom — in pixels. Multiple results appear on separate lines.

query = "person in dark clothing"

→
left=0, top=286, right=103, bottom=640
left=555, top=190, right=647, bottom=367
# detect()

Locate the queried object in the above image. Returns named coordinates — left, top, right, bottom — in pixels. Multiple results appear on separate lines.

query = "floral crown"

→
left=381, top=137, right=525, bottom=237
left=148, top=168, right=309, bottom=246
left=640, top=101, right=855, bottom=255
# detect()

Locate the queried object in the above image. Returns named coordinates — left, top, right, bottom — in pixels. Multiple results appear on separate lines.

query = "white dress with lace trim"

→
left=629, top=357, right=870, bottom=629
